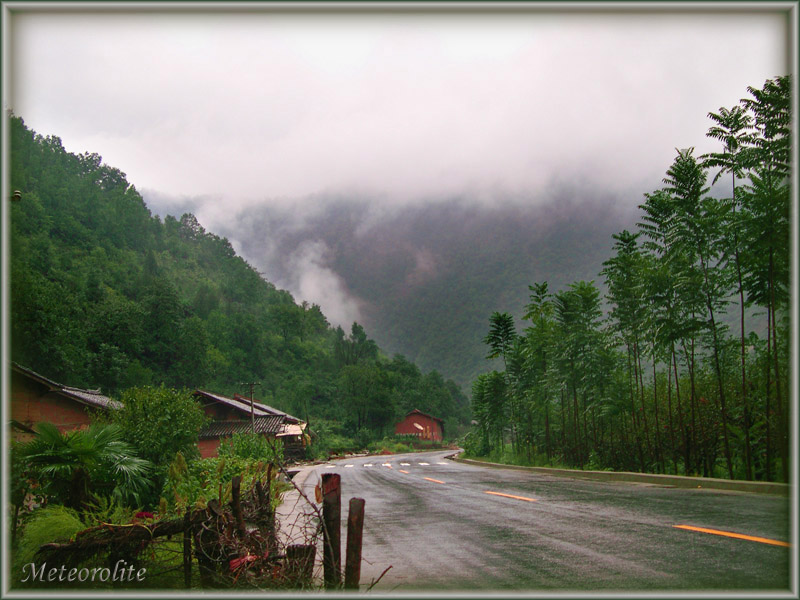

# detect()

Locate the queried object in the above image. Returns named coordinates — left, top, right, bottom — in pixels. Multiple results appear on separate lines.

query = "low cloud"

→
left=283, top=240, right=363, bottom=328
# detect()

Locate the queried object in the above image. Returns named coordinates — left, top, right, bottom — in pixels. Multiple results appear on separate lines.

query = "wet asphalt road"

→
left=296, top=450, right=792, bottom=594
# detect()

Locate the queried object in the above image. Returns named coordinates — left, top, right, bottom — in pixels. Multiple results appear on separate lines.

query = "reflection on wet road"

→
left=296, top=450, right=791, bottom=593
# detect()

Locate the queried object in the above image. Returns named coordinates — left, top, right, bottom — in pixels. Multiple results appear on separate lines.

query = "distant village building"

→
left=9, top=363, right=121, bottom=442
left=192, top=390, right=307, bottom=460
left=394, top=409, right=444, bottom=442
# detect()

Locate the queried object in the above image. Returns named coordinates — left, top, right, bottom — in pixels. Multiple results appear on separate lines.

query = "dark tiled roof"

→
left=233, top=393, right=300, bottom=422
left=194, top=389, right=275, bottom=418
left=198, top=416, right=285, bottom=440
left=195, top=389, right=301, bottom=423
left=60, top=386, right=122, bottom=411
left=405, top=409, right=444, bottom=424
left=11, top=363, right=122, bottom=411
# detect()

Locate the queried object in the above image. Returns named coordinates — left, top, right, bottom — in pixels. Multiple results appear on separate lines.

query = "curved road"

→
left=282, top=450, right=792, bottom=593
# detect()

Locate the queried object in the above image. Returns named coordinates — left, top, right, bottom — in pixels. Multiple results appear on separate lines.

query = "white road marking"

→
left=400, top=462, right=410, bottom=466
left=344, top=464, right=354, bottom=468
left=436, top=462, right=448, bottom=465
left=364, top=464, right=373, bottom=467
left=382, top=463, right=392, bottom=467
left=324, top=465, right=336, bottom=468
left=418, top=462, right=430, bottom=466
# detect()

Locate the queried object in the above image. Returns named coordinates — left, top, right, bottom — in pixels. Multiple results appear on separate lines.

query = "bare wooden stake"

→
left=231, top=475, right=246, bottom=536
left=183, top=509, right=192, bottom=589
left=321, top=473, right=342, bottom=589
left=255, top=474, right=278, bottom=555
left=344, top=497, right=365, bottom=590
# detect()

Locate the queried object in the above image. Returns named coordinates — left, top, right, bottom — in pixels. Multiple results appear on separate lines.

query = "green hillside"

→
left=7, top=115, right=469, bottom=439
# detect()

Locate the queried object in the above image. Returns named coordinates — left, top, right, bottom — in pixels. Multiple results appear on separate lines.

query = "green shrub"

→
left=218, top=432, right=283, bottom=463
left=305, top=420, right=359, bottom=460
left=16, top=505, right=86, bottom=566
left=161, top=453, right=284, bottom=516
left=366, top=438, right=412, bottom=454
left=81, top=496, right=137, bottom=527
left=113, top=385, right=207, bottom=468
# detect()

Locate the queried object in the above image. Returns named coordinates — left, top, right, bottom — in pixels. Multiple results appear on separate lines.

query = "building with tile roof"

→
left=9, top=363, right=121, bottom=441
left=193, top=389, right=306, bottom=459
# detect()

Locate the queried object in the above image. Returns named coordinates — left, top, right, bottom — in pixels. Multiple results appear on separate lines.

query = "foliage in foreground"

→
left=16, top=423, right=153, bottom=510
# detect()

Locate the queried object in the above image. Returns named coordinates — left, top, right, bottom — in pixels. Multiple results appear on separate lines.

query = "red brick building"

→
left=395, top=409, right=444, bottom=442
left=9, top=363, right=121, bottom=442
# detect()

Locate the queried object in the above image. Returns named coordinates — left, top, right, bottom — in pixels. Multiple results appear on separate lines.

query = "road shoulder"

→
left=451, top=454, right=790, bottom=496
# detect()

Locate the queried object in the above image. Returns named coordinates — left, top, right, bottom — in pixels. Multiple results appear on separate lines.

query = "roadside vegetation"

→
left=9, top=391, right=290, bottom=590
left=466, top=75, right=791, bottom=483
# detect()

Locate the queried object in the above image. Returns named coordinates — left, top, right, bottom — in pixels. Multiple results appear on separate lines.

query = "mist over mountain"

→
left=145, top=190, right=640, bottom=390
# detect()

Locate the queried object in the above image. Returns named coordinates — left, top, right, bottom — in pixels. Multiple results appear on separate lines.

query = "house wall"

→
left=198, top=438, right=223, bottom=459
left=395, top=414, right=443, bottom=442
left=10, top=373, right=93, bottom=439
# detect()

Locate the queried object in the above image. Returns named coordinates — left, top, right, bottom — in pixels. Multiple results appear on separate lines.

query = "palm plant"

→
left=19, top=422, right=153, bottom=510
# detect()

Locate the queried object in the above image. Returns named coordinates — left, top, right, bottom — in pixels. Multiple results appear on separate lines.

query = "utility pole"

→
left=239, top=382, right=261, bottom=433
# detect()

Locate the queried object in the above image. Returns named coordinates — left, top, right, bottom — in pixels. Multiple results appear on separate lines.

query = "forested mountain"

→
left=7, top=115, right=470, bottom=437
left=155, top=193, right=637, bottom=390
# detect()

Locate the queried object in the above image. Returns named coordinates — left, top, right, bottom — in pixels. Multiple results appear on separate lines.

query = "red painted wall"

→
left=395, top=413, right=443, bottom=442
left=10, top=373, right=92, bottom=439
left=197, top=438, right=222, bottom=459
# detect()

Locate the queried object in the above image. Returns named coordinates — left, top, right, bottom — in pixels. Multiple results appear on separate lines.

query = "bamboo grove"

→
left=467, top=76, right=792, bottom=482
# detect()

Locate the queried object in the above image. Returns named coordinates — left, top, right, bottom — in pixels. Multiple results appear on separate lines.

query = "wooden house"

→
left=192, top=390, right=306, bottom=460
left=9, top=363, right=122, bottom=442
left=395, top=409, right=445, bottom=442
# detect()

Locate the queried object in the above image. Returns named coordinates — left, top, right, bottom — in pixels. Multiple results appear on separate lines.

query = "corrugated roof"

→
left=11, top=363, right=121, bottom=411
left=199, top=416, right=284, bottom=440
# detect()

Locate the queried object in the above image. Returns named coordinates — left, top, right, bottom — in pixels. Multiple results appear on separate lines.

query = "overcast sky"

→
left=4, top=4, right=792, bottom=325
left=7, top=6, right=789, bottom=207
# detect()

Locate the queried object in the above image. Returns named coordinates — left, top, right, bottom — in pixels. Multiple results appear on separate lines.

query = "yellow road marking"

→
left=399, top=469, right=410, bottom=474
left=424, top=477, right=445, bottom=484
left=484, top=491, right=537, bottom=503
left=673, top=525, right=790, bottom=547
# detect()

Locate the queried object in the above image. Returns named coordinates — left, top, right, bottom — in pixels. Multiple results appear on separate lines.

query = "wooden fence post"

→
left=321, top=473, right=341, bottom=589
left=344, top=497, right=365, bottom=590
left=231, top=475, right=246, bottom=536
left=256, top=474, right=278, bottom=555
left=183, top=509, right=192, bottom=589
left=196, top=499, right=222, bottom=588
